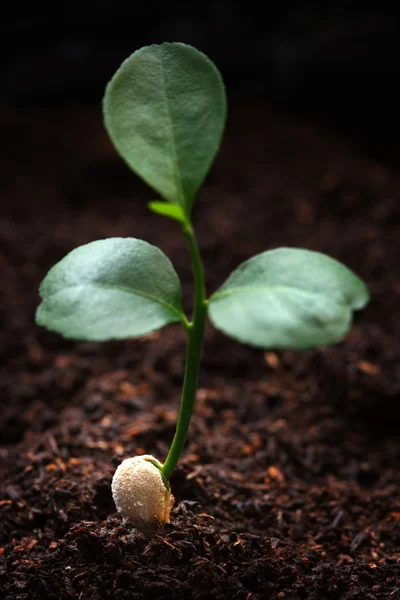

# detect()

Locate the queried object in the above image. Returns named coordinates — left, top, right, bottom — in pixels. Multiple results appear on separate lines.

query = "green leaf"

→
left=103, top=42, right=227, bottom=217
left=36, top=238, right=186, bottom=341
left=208, top=247, right=369, bottom=350
left=148, top=201, right=187, bottom=224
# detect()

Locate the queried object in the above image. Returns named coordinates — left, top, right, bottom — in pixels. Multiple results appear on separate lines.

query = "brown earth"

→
left=1, top=102, right=400, bottom=599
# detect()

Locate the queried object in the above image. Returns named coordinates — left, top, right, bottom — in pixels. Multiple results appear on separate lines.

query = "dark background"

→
left=1, top=5, right=399, bottom=155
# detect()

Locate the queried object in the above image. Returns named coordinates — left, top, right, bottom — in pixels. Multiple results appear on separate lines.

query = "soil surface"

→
left=1, top=102, right=400, bottom=599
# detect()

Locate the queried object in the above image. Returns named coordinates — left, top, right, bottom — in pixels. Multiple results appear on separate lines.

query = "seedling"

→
left=36, top=43, right=369, bottom=531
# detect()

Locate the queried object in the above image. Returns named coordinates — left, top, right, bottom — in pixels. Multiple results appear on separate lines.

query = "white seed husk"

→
left=112, top=455, right=174, bottom=532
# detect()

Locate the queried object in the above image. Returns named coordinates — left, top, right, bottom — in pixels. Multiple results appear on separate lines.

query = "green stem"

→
left=161, top=221, right=207, bottom=481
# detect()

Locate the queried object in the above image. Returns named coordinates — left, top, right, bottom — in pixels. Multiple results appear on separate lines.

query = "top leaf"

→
left=103, top=42, right=227, bottom=217
left=208, top=247, right=369, bottom=350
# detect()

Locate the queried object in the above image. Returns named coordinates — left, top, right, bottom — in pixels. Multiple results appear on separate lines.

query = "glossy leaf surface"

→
left=208, top=247, right=369, bottom=349
left=36, top=238, right=185, bottom=341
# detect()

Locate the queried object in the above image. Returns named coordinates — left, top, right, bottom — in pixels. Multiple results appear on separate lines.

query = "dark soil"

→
left=1, top=102, right=400, bottom=599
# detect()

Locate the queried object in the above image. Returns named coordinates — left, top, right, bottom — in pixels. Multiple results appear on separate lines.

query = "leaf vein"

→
left=211, top=284, right=345, bottom=304
left=46, top=281, right=185, bottom=322
left=156, top=51, right=186, bottom=211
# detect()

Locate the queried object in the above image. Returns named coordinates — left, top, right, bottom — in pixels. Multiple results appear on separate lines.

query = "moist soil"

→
left=1, top=102, right=400, bottom=599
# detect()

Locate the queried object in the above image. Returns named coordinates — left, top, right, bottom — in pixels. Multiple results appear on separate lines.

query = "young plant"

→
left=36, top=43, right=369, bottom=531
